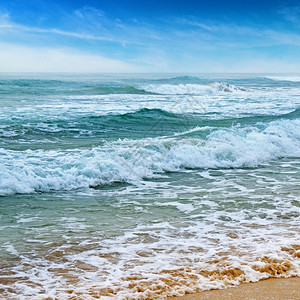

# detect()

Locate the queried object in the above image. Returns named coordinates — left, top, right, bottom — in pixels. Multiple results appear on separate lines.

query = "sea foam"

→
left=1, top=118, right=299, bottom=196
left=264, top=76, right=300, bottom=82
left=142, top=82, right=243, bottom=94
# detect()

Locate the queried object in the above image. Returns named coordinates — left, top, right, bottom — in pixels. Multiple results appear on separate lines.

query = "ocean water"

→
left=0, top=73, right=300, bottom=299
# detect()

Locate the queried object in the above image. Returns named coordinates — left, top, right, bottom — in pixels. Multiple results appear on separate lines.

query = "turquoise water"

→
left=0, top=73, right=300, bottom=299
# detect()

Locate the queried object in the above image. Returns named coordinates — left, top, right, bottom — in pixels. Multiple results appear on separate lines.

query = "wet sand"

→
left=170, top=277, right=300, bottom=300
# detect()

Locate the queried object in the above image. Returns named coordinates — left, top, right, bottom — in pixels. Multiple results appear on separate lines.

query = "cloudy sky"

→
left=1, top=0, right=300, bottom=72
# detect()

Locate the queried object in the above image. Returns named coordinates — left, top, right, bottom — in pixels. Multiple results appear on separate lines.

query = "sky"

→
left=1, top=0, right=300, bottom=72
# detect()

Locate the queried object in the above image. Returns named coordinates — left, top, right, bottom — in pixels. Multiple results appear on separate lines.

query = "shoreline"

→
left=169, top=277, right=300, bottom=299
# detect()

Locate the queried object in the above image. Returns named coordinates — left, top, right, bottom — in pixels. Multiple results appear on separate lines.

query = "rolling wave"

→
left=0, top=79, right=154, bottom=95
left=142, top=82, right=245, bottom=94
left=101, top=106, right=300, bottom=125
left=77, top=85, right=153, bottom=95
left=1, top=117, right=299, bottom=196
left=1, top=108, right=299, bottom=149
left=151, top=75, right=204, bottom=84
left=263, top=76, right=300, bottom=82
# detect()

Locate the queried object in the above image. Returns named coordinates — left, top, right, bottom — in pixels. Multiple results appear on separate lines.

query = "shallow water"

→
left=0, top=73, right=300, bottom=299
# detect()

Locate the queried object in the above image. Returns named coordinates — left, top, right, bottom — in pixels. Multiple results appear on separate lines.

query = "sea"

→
left=0, top=73, right=299, bottom=299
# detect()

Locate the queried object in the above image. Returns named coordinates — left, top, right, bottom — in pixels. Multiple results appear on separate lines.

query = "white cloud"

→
left=0, top=42, right=139, bottom=72
left=2, top=9, right=300, bottom=73
left=0, top=21, right=120, bottom=43
left=278, top=5, right=300, bottom=24
left=174, top=17, right=300, bottom=48
left=0, top=12, right=156, bottom=47
left=1, top=41, right=296, bottom=74
left=0, top=11, right=9, bottom=23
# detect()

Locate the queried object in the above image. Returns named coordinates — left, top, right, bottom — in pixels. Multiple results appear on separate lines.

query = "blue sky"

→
left=1, top=0, right=300, bottom=72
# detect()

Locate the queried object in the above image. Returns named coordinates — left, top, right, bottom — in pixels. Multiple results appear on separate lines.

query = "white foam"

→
left=2, top=166, right=300, bottom=298
left=16, top=217, right=39, bottom=223
left=1, top=84, right=299, bottom=124
left=154, top=201, right=195, bottom=213
left=141, top=82, right=243, bottom=95
left=1, top=118, right=299, bottom=196
left=173, top=126, right=213, bottom=136
left=264, top=75, right=300, bottom=82
left=3, top=243, right=19, bottom=255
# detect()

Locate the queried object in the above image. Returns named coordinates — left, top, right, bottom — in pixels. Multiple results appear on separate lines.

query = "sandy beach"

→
left=170, top=277, right=300, bottom=300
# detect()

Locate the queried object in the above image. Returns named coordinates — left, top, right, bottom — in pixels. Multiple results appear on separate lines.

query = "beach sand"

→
left=169, top=277, right=300, bottom=300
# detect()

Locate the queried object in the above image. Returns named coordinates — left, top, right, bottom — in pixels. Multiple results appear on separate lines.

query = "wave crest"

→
left=1, top=118, right=299, bottom=196
left=142, top=82, right=244, bottom=94
left=263, top=76, right=300, bottom=82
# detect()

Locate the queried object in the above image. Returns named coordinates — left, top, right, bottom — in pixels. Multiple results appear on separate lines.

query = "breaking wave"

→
left=1, top=118, right=299, bottom=196
left=142, top=82, right=245, bottom=94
